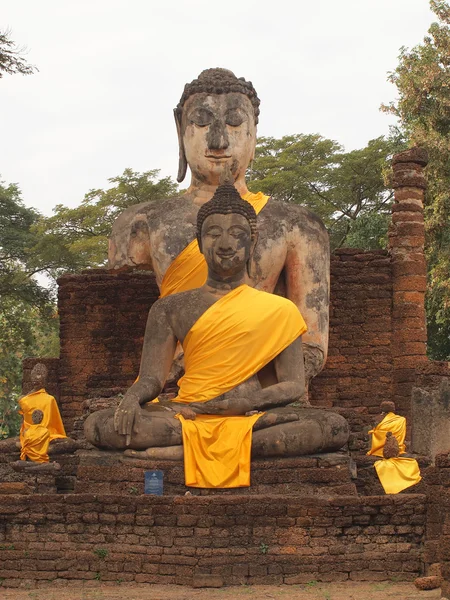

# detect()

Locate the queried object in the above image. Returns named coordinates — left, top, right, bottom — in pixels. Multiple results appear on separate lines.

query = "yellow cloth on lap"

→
left=374, top=457, right=422, bottom=494
left=20, top=424, right=50, bottom=463
left=367, top=412, right=421, bottom=494
left=174, top=284, right=307, bottom=488
left=160, top=192, right=269, bottom=298
left=177, top=413, right=262, bottom=488
left=19, top=389, right=66, bottom=446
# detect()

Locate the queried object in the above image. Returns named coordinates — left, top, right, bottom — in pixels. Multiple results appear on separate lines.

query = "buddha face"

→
left=181, top=93, right=257, bottom=186
left=30, top=364, right=47, bottom=388
left=200, top=213, right=254, bottom=279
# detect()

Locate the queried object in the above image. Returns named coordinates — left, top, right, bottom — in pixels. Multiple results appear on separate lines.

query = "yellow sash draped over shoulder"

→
left=160, top=192, right=269, bottom=298
left=175, top=285, right=307, bottom=404
left=20, top=424, right=50, bottom=463
left=174, top=284, right=307, bottom=488
left=19, top=389, right=66, bottom=448
left=367, top=412, right=421, bottom=494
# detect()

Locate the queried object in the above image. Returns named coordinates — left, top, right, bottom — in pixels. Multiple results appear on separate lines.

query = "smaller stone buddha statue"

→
left=19, top=363, right=66, bottom=446
left=367, top=400, right=421, bottom=494
left=85, top=183, right=349, bottom=489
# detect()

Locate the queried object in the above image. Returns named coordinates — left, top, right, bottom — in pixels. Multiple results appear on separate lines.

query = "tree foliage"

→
left=0, top=29, right=37, bottom=78
left=0, top=180, right=58, bottom=438
left=383, top=0, right=450, bottom=359
left=248, top=134, right=404, bottom=249
left=31, top=169, right=179, bottom=277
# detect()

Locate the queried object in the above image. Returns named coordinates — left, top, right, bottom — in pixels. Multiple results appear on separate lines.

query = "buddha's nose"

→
left=218, top=232, right=233, bottom=251
left=207, top=120, right=229, bottom=150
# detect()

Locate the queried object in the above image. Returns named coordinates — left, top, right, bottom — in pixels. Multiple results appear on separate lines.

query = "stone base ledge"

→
left=74, top=450, right=358, bottom=497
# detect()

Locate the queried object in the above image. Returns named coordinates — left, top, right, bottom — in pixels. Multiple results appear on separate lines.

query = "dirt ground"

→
left=0, top=582, right=443, bottom=600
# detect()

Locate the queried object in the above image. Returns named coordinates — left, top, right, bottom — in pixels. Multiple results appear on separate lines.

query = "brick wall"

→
left=0, top=494, right=426, bottom=587
left=57, top=270, right=159, bottom=432
left=310, top=249, right=393, bottom=449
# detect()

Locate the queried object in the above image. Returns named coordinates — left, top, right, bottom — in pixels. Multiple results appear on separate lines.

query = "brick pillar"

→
left=388, top=147, right=428, bottom=420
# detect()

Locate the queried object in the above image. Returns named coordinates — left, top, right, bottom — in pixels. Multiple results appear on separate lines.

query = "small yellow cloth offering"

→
left=368, top=412, right=421, bottom=494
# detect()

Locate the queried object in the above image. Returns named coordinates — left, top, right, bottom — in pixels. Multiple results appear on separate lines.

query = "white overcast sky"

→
left=2, top=0, right=434, bottom=216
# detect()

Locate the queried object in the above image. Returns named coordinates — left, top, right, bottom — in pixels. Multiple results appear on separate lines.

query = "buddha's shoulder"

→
left=151, top=288, right=207, bottom=314
left=262, top=199, right=327, bottom=232
left=112, top=195, right=195, bottom=229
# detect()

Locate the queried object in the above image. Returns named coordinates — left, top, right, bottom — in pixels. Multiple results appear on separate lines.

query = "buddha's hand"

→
left=177, top=406, right=196, bottom=420
left=114, top=395, right=141, bottom=446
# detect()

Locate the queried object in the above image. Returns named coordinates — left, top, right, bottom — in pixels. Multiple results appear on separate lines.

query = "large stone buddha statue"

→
left=85, top=184, right=348, bottom=489
left=108, top=68, right=329, bottom=384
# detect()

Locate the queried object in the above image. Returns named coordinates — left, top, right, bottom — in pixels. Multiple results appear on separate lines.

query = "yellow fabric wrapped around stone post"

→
left=173, top=284, right=307, bottom=488
left=20, top=424, right=51, bottom=463
left=19, top=389, right=66, bottom=447
left=367, top=412, right=407, bottom=457
left=159, top=192, right=269, bottom=298
left=367, top=412, right=421, bottom=494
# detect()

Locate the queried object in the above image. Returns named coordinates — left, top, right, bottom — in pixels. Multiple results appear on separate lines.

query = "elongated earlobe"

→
left=174, top=109, right=188, bottom=183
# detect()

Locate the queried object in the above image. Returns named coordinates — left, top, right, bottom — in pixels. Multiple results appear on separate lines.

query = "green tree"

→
left=32, top=168, right=179, bottom=277
left=383, top=0, right=450, bottom=359
left=0, top=28, right=37, bottom=78
left=249, top=134, right=404, bottom=249
left=0, top=180, right=58, bottom=438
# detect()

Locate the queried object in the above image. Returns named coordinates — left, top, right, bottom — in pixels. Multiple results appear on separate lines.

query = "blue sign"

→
left=144, top=470, right=164, bottom=495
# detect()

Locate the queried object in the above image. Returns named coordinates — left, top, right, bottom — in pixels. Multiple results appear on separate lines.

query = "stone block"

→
left=192, top=574, right=223, bottom=587
left=414, top=575, right=442, bottom=590
left=412, top=378, right=450, bottom=458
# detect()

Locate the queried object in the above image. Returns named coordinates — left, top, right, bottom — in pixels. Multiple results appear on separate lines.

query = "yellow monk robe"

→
left=20, top=424, right=50, bottom=463
left=19, top=389, right=66, bottom=447
left=367, top=412, right=421, bottom=494
left=367, top=412, right=407, bottom=457
left=160, top=192, right=269, bottom=298
left=174, top=284, right=307, bottom=488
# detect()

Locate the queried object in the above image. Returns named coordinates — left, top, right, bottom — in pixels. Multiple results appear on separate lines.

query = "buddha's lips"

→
left=205, top=154, right=232, bottom=160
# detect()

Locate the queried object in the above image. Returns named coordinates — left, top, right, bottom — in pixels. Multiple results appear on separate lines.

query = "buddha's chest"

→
left=146, top=202, right=288, bottom=289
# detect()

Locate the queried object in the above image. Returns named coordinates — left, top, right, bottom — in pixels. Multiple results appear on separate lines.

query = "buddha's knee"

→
left=252, top=409, right=349, bottom=457
left=84, top=408, right=116, bottom=447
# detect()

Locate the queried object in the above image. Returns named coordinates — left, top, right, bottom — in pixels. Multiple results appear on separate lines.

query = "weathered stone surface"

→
left=414, top=575, right=441, bottom=590
left=192, top=574, right=223, bottom=588
left=0, top=492, right=427, bottom=587
left=74, top=450, right=357, bottom=497
left=0, top=482, right=30, bottom=494
left=392, top=147, right=429, bottom=166
left=412, top=378, right=450, bottom=458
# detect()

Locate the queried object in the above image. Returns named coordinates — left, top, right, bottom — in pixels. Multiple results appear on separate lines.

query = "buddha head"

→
left=197, top=183, right=257, bottom=279
left=30, top=363, right=48, bottom=389
left=174, top=68, right=260, bottom=186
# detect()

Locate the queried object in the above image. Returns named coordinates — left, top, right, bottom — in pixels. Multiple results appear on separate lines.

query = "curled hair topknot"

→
left=176, top=68, right=260, bottom=124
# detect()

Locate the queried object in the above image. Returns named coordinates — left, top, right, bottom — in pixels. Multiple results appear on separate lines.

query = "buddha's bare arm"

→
left=114, top=300, right=176, bottom=445
left=185, top=337, right=305, bottom=416
left=285, top=221, right=330, bottom=377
